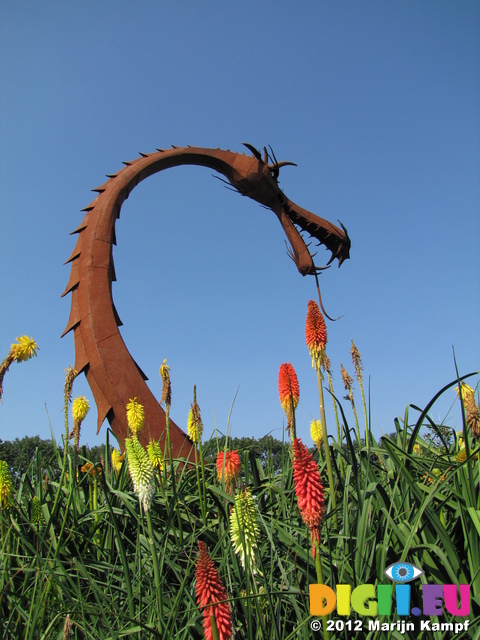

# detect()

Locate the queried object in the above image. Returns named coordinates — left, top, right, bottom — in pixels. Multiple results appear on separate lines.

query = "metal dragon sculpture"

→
left=62, top=144, right=350, bottom=456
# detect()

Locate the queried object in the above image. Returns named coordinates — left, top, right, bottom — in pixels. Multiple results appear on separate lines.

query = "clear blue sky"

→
left=1, top=2, right=479, bottom=449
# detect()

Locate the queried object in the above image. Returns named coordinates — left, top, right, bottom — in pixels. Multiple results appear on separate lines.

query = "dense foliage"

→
left=0, top=329, right=479, bottom=639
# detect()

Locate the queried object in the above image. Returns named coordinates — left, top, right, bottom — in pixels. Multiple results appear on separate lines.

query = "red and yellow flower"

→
left=292, top=438, right=325, bottom=556
left=305, top=300, right=327, bottom=370
left=278, top=363, right=300, bottom=431
left=196, top=541, right=232, bottom=640
left=216, top=450, right=241, bottom=489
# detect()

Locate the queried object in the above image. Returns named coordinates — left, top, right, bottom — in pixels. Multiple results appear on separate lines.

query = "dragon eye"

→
left=384, top=562, right=423, bottom=583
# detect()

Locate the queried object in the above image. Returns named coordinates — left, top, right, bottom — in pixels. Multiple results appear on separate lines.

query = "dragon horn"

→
left=275, top=161, right=297, bottom=169
left=268, top=144, right=277, bottom=165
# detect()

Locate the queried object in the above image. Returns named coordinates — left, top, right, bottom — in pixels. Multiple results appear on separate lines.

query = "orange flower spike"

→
left=196, top=541, right=233, bottom=640
left=292, top=438, right=325, bottom=557
left=305, top=300, right=327, bottom=370
left=216, top=450, right=241, bottom=485
left=80, top=462, right=103, bottom=478
left=278, top=363, right=300, bottom=430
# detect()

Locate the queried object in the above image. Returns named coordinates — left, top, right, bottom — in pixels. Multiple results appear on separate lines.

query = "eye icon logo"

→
left=384, top=562, right=423, bottom=583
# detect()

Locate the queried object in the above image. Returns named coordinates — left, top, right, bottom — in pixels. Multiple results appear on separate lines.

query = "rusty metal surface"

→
left=62, top=144, right=350, bottom=456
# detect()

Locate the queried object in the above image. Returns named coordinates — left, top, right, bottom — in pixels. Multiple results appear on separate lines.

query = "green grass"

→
left=1, top=361, right=479, bottom=639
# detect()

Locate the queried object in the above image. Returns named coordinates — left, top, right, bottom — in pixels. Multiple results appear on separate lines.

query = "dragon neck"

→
left=62, top=146, right=256, bottom=455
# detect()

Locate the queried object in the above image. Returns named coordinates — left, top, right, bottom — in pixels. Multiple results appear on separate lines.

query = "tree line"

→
left=0, top=433, right=291, bottom=482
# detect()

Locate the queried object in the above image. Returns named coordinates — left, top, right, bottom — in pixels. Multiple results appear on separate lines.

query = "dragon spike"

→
left=242, top=142, right=262, bottom=161
left=339, top=220, right=349, bottom=235
left=81, top=201, right=97, bottom=212
left=92, top=182, right=109, bottom=193
left=263, top=146, right=269, bottom=164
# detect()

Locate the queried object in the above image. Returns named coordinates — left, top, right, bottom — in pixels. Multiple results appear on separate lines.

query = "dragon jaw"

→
left=274, top=197, right=351, bottom=276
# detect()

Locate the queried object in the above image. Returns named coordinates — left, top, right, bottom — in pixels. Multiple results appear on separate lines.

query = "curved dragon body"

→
left=62, top=145, right=350, bottom=455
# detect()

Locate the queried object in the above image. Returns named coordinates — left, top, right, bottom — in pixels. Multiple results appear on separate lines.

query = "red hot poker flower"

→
left=292, top=437, right=325, bottom=557
left=278, top=363, right=300, bottom=430
left=305, top=300, right=327, bottom=370
left=196, top=541, right=233, bottom=640
left=216, top=450, right=241, bottom=486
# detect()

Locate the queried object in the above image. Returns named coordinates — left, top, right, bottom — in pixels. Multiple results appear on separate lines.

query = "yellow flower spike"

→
left=413, top=444, right=420, bottom=455
left=71, top=396, right=90, bottom=451
left=111, top=448, right=124, bottom=473
left=126, top=398, right=145, bottom=436
left=455, top=383, right=475, bottom=403
left=147, top=439, right=165, bottom=471
left=455, top=382, right=480, bottom=437
left=125, top=436, right=155, bottom=511
left=72, top=396, right=90, bottom=422
left=0, top=460, right=13, bottom=508
left=0, top=336, right=39, bottom=402
left=310, top=420, right=323, bottom=449
left=187, top=385, right=203, bottom=444
left=10, top=336, right=39, bottom=363
left=229, top=487, right=260, bottom=571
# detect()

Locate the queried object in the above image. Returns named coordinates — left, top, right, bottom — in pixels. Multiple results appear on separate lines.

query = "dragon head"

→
left=226, top=143, right=350, bottom=276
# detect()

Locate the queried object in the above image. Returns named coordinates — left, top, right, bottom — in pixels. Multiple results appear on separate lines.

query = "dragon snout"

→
left=333, top=223, right=351, bottom=267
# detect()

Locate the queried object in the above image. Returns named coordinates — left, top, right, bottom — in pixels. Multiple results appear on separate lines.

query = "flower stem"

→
left=351, top=395, right=362, bottom=449
left=357, top=373, right=369, bottom=450
left=165, top=405, right=183, bottom=545
left=209, top=614, right=220, bottom=640
left=314, top=540, right=330, bottom=640
left=145, top=507, right=163, bottom=623
left=326, top=367, right=344, bottom=477
left=199, top=440, right=208, bottom=525
left=316, top=368, right=337, bottom=529
left=194, top=444, right=207, bottom=527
